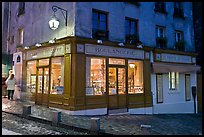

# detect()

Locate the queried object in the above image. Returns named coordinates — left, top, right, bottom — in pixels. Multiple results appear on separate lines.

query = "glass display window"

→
left=128, top=60, right=143, bottom=94
left=86, top=57, right=106, bottom=95
left=50, top=57, right=64, bottom=95
left=27, top=61, right=37, bottom=93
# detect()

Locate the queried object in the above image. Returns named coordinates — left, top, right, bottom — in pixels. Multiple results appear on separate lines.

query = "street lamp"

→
left=49, top=5, right=67, bottom=30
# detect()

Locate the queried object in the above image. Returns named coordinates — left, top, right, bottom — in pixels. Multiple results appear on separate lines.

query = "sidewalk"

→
left=2, top=97, right=202, bottom=135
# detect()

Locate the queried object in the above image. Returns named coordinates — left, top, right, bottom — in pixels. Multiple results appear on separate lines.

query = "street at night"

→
left=2, top=112, right=89, bottom=135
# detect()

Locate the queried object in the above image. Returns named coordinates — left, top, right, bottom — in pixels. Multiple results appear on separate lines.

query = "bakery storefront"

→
left=23, top=37, right=152, bottom=115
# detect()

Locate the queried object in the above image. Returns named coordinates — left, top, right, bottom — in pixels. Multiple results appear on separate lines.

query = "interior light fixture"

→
left=129, top=63, right=135, bottom=68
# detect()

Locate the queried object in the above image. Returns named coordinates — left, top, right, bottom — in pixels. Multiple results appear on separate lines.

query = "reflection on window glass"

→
left=109, top=58, right=125, bottom=65
left=39, top=59, right=49, bottom=66
left=86, top=57, right=106, bottom=95
left=43, top=68, right=49, bottom=94
left=50, top=57, right=64, bottom=94
left=27, top=61, right=36, bottom=93
left=109, top=68, right=116, bottom=95
left=169, top=72, right=179, bottom=90
left=128, top=60, right=143, bottom=94
left=118, top=68, right=126, bottom=94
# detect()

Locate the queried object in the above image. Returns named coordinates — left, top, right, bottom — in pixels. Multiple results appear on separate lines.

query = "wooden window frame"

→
left=154, top=2, right=167, bottom=14
left=169, top=72, right=179, bottom=90
left=125, top=17, right=139, bottom=44
left=156, top=73, right=163, bottom=103
left=17, top=2, right=25, bottom=16
left=92, top=9, right=109, bottom=40
left=185, top=74, right=191, bottom=101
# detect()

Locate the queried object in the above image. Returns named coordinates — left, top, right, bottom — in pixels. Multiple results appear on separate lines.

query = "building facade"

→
left=192, top=2, right=202, bottom=113
left=2, top=2, right=13, bottom=78
left=6, top=2, right=200, bottom=115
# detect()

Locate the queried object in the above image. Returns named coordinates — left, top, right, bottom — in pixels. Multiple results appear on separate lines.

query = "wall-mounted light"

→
left=24, top=46, right=29, bottom=49
left=49, top=5, right=67, bottom=30
left=97, top=40, right=103, bottom=44
left=118, top=42, right=124, bottom=46
left=35, top=43, right=42, bottom=47
left=48, top=38, right=56, bottom=44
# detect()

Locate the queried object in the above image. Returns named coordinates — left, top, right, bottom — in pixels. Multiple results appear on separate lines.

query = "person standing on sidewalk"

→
left=5, top=74, right=16, bottom=100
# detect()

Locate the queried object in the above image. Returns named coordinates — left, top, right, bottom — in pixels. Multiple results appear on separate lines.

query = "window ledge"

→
left=154, top=9, right=168, bottom=15
left=173, top=14, right=185, bottom=20
left=168, top=91, right=180, bottom=94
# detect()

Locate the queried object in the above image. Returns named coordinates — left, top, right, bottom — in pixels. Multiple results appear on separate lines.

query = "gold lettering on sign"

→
left=26, top=45, right=65, bottom=60
left=86, top=44, right=144, bottom=59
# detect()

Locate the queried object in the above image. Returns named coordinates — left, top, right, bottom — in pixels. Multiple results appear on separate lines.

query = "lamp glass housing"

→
left=49, top=16, right=60, bottom=30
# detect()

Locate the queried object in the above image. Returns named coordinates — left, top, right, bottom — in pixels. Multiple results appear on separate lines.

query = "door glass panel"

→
left=38, top=68, right=43, bottom=93
left=118, top=68, right=126, bottom=94
left=43, top=68, right=49, bottom=94
left=109, top=68, right=116, bottom=95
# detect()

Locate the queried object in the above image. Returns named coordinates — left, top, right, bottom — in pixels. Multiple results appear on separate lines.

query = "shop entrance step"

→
left=108, top=108, right=129, bottom=115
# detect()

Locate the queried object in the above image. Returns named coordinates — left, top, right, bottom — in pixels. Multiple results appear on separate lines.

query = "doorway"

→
left=36, top=67, right=49, bottom=106
left=108, top=67, right=127, bottom=110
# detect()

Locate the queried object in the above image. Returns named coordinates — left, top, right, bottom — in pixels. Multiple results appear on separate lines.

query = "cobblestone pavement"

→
left=2, top=112, right=89, bottom=135
left=2, top=97, right=202, bottom=135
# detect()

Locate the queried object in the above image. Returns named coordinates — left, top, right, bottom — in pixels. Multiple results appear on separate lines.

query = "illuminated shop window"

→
left=109, top=58, right=125, bottom=65
left=27, top=61, right=37, bottom=93
left=128, top=60, right=143, bottom=94
left=50, top=57, right=64, bottom=95
left=169, top=72, right=179, bottom=90
left=39, top=58, right=49, bottom=66
left=86, top=57, right=106, bottom=95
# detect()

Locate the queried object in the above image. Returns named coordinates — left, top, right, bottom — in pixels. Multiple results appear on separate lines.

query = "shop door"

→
left=108, top=67, right=127, bottom=109
left=36, top=67, right=49, bottom=106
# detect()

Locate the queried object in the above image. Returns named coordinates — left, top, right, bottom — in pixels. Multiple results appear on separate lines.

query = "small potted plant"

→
left=127, top=34, right=140, bottom=45
left=156, top=37, right=167, bottom=48
left=175, top=40, right=185, bottom=51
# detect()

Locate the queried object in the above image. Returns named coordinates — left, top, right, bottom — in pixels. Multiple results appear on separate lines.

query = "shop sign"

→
left=26, top=45, right=65, bottom=60
left=85, top=44, right=144, bottom=59
left=77, top=44, right=85, bottom=53
left=161, top=53, right=192, bottom=63
left=17, top=55, right=21, bottom=63
left=66, top=44, right=71, bottom=53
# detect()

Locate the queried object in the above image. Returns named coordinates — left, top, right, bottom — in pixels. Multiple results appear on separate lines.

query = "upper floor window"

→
left=156, top=26, right=165, bottom=38
left=92, top=9, right=108, bottom=40
left=127, top=2, right=140, bottom=7
left=154, top=2, right=167, bottom=14
left=17, top=2, right=25, bottom=16
left=9, top=35, right=14, bottom=44
left=125, top=17, right=139, bottom=45
left=173, top=2, right=184, bottom=19
left=175, top=31, right=183, bottom=42
left=156, top=26, right=167, bottom=48
left=19, top=28, right=24, bottom=45
left=175, top=30, right=185, bottom=51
